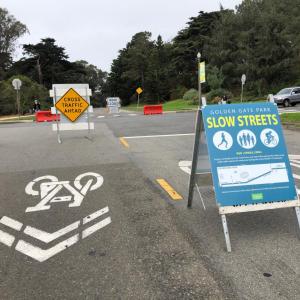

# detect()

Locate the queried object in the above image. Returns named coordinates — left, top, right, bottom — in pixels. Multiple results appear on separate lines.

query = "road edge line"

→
left=119, top=137, right=129, bottom=148
left=156, top=179, right=183, bottom=201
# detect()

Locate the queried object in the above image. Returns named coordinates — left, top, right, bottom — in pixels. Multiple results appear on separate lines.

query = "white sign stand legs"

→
left=221, top=214, right=232, bottom=252
left=219, top=192, right=300, bottom=252
left=53, top=87, right=62, bottom=144
left=295, top=206, right=300, bottom=232
left=85, top=87, right=93, bottom=142
left=195, top=183, right=206, bottom=210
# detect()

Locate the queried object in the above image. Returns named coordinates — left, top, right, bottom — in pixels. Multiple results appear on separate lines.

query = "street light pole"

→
left=12, top=78, right=22, bottom=119
left=187, top=52, right=203, bottom=208
left=241, top=74, right=246, bottom=102
left=16, top=89, right=20, bottom=119
left=197, top=52, right=202, bottom=107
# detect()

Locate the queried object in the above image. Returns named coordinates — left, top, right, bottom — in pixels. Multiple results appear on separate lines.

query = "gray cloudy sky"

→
left=2, top=0, right=242, bottom=72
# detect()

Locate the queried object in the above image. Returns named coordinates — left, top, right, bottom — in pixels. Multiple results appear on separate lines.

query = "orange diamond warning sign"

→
left=55, top=88, right=89, bottom=122
left=136, top=87, right=143, bottom=95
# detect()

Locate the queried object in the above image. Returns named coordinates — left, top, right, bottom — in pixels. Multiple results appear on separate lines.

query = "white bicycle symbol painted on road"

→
left=25, top=172, right=103, bottom=212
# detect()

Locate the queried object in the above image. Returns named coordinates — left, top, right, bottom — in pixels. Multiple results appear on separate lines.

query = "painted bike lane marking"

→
left=0, top=172, right=111, bottom=262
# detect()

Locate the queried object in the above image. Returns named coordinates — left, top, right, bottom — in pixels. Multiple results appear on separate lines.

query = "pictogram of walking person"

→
left=242, top=132, right=247, bottom=146
left=218, top=132, right=228, bottom=149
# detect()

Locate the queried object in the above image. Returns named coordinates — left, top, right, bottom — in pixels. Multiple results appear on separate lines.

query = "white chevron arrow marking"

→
left=0, top=216, right=23, bottom=231
left=83, top=206, right=109, bottom=224
left=0, top=206, right=111, bottom=262
left=0, top=229, right=15, bottom=247
left=23, top=221, right=80, bottom=243
left=23, top=207, right=109, bottom=243
left=15, top=234, right=79, bottom=262
left=82, top=217, right=111, bottom=239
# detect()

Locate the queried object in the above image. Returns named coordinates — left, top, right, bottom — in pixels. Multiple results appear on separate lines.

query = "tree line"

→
left=0, top=8, right=107, bottom=114
left=1, top=0, right=300, bottom=114
left=107, top=0, right=300, bottom=104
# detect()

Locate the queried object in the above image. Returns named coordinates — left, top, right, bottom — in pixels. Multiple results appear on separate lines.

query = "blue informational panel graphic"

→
left=202, top=103, right=297, bottom=206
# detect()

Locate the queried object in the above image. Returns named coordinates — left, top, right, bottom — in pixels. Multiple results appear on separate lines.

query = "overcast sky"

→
left=2, top=0, right=242, bottom=72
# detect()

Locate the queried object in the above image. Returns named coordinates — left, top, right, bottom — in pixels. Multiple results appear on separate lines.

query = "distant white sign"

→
left=12, top=78, right=22, bottom=90
left=106, top=97, right=121, bottom=114
left=241, top=74, right=246, bottom=85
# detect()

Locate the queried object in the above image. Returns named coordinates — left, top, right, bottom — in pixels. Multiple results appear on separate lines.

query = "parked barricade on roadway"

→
left=35, top=110, right=60, bottom=122
left=143, top=105, right=163, bottom=115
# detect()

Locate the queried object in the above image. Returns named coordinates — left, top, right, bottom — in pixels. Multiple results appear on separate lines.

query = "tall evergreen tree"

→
left=0, top=7, right=27, bottom=79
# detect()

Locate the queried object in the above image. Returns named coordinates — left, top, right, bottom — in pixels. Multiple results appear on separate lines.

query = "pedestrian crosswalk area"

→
left=96, top=113, right=138, bottom=119
left=278, top=108, right=299, bottom=114
left=289, top=155, right=300, bottom=195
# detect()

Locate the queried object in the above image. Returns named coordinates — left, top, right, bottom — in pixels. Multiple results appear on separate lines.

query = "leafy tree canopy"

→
left=0, top=7, right=27, bottom=79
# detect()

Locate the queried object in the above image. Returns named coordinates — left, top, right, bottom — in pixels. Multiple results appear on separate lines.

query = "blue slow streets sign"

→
left=202, top=103, right=297, bottom=206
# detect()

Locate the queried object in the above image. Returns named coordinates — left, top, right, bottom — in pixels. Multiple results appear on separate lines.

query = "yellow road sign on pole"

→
left=136, top=87, right=143, bottom=95
left=55, top=88, right=89, bottom=122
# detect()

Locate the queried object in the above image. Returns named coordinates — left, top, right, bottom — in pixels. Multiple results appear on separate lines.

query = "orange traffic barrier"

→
left=143, top=105, right=163, bottom=115
left=35, top=111, right=60, bottom=122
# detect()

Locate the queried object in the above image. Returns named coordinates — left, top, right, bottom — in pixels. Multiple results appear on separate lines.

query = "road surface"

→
left=0, top=108, right=299, bottom=299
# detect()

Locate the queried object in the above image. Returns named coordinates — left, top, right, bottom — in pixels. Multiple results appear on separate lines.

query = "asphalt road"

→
left=0, top=108, right=300, bottom=299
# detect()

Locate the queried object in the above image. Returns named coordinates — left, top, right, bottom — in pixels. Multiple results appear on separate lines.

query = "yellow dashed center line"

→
left=119, top=137, right=129, bottom=148
left=156, top=179, right=183, bottom=201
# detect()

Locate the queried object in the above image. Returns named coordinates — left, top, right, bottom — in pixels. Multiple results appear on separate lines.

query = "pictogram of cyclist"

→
left=264, top=130, right=278, bottom=146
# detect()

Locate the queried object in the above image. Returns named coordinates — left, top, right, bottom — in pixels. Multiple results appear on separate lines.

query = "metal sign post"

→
left=53, top=87, right=62, bottom=144
left=12, top=78, right=22, bottom=119
left=136, top=87, right=143, bottom=110
left=241, top=74, right=246, bottom=102
left=188, top=52, right=205, bottom=208
left=198, top=53, right=202, bottom=107
left=187, top=108, right=203, bottom=207
left=86, top=87, right=92, bottom=141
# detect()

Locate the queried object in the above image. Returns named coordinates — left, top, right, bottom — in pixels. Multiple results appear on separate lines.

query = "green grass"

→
left=163, top=99, right=198, bottom=111
left=280, top=113, right=300, bottom=124
left=124, top=99, right=198, bottom=112
left=229, top=96, right=266, bottom=103
left=123, top=97, right=269, bottom=112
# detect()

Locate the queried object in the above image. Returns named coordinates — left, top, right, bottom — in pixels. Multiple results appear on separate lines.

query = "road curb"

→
left=282, top=123, right=300, bottom=132
left=0, top=120, right=34, bottom=124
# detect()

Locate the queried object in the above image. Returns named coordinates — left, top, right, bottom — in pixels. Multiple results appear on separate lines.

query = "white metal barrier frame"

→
left=49, top=84, right=94, bottom=143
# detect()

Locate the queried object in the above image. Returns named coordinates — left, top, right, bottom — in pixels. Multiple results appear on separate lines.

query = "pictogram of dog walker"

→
left=25, top=172, right=103, bottom=213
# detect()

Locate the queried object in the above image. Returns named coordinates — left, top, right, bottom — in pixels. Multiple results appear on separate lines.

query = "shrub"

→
left=206, top=88, right=233, bottom=103
left=170, top=85, right=188, bottom=100
left=183, top=89, right=198, bottom=104
left=0, top=75, right=49, bottom=115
